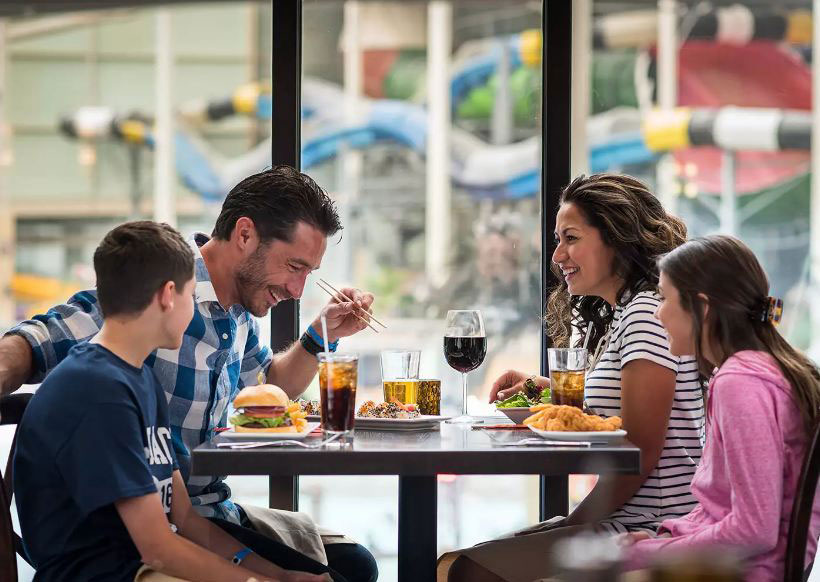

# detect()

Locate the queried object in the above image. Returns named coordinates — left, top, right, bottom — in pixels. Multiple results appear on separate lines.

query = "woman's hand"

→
left=616, top=531, right=652, bottom=547
left=513, top=516, right=566, bottom=536
left=489, top=370, right=549, bottom=402
left=616, top=530, right=671, bottom=548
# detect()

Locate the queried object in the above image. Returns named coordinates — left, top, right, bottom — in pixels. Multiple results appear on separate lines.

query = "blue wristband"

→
left=231, top=547, right=253, bottom=565
left=307, top=325, right=339, bottom=352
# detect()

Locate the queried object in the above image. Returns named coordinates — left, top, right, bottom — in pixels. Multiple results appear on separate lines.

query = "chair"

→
left=785, top=419, right=820, bottom=582
left=0, top=392, right=34, bottom=582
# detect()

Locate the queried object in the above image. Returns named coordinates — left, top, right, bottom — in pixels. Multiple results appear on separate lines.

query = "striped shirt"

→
left=5, top=233, right=273, bottom=523
left=586, top=291, right=704, bottom=533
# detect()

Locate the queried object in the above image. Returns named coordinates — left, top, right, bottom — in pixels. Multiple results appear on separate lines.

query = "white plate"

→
left=353, top=415, right=449, bottom=431
left=528, top=425, right=627, bottom=442
left=220, top=422, right=321, bottom=440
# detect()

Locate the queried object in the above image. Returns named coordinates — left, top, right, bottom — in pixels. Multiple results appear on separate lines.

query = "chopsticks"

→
left=316, top=278, right=386, bottom=333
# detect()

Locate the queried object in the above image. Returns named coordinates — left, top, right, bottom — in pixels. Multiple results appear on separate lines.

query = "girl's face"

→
left=656, top=271, right=696, bottom=356
left=551, top=202, right=620, bottom=304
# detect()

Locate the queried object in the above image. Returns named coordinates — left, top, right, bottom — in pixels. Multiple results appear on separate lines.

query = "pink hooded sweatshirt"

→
left=625, top=351, right=820, bottom=581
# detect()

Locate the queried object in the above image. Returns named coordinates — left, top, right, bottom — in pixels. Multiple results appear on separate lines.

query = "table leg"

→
left=268, top=475, right=299, bottom=511
left=539, top=475, right=569, bottom=521
left=398, top=475, right=437, bottom=582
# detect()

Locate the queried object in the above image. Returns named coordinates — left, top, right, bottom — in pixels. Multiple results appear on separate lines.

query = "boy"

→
left=14, top=221, right=332, bottom=582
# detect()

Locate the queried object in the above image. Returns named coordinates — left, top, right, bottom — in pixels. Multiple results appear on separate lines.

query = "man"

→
left=0, top=166, right=377, bottom=581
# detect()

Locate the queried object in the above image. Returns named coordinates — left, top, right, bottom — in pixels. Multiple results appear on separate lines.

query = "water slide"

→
left=57, top=27, right=813, bottom=202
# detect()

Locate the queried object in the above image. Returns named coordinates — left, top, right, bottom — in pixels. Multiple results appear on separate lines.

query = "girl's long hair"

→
left=546, top=173, right=687, bottom=350
left=659, top=235, right=820, bottom=435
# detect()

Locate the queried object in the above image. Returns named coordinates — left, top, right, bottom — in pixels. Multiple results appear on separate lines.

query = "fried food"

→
left=523, top=403, right=621, bottom=432
left=297, top=399, right=321, bottom=416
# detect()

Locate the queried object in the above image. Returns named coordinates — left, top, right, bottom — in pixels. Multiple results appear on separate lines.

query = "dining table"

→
left=192, top=421, right=641, bottom=582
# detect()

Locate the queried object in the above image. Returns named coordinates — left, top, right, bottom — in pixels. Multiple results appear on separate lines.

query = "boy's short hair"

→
left=94, top=221, right=194, bottom=317
left=212, top=165, right=342, bottom=244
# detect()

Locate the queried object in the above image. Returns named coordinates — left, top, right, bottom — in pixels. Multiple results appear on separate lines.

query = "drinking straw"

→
left=321, top=312, right=332, bottom=391
left=582, top=322, right=593, bottom=351
left=320, top=312, right=331, bottom=354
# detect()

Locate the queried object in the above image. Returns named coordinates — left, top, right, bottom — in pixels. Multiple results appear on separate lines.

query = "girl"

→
left=442, top=174, right=704, bottom=582
left=623, top=235, right=820, bottom=580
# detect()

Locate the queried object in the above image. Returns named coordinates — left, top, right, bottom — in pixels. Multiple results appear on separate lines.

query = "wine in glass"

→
left=443, top=310, right=487, bottom=423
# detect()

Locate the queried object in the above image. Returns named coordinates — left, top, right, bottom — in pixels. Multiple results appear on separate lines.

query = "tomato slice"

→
left=243, top=406, right=285, bottom=418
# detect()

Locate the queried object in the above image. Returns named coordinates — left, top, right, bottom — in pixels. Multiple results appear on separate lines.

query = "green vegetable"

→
left=494, top=384, right=551, bottom=408
left=495, top=393, right=533, bottom=409
left=229, top=413, right=286, bottom=428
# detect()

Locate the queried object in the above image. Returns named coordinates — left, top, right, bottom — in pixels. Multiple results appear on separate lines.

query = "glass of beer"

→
left=380, top=350, right=420, bottom=405
left=417, top=379, right=442, bottom=415
left=318, top=353, right=358, bottom=435
left=547, top=348, right=587, bottom=409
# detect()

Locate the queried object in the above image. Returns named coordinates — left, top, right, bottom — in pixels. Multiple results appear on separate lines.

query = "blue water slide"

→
left=450, top=35, right=523, bottom=107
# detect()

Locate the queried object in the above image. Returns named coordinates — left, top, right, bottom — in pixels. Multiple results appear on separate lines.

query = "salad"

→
left=494, top=378, right=551, bottom=408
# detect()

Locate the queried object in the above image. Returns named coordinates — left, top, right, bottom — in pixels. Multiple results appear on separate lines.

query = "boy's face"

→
left=160, top=275, right=196, bottom=350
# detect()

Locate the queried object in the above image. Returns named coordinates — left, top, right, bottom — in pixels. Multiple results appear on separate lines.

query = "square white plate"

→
left=528, top=425, right=626, bottom=442
left=353, top=415, right=450, bottom=431
left=220, top=422, right=321, bottom=440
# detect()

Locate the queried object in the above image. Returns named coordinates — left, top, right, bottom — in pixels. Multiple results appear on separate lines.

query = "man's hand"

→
left=314, top=287, right=375, bottom=342
left=0, top=334, right=34, bottom=396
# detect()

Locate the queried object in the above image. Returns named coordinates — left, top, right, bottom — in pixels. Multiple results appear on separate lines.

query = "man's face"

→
left=235, top=222, right=327, bottom=317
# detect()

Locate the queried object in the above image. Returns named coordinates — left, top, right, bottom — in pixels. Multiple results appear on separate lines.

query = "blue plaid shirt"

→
left=7, top=233, right=273, bottom=522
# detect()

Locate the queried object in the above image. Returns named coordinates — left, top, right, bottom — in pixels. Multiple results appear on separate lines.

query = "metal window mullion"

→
left=268, top=0, right=301, bottom=513
left=540, top=0, right=572, bottom=522
left=269, top=0, right=302, bottom=353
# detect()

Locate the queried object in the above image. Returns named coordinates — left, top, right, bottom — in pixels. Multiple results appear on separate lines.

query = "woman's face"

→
left=551, top=202, right=620, bottom=303
left=655, top=271, right=696, bottom=356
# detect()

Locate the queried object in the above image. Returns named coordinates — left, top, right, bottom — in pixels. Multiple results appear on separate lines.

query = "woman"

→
left=621, top=235, right=820, bottom=580
left=442, top=173, right=704, bottom=582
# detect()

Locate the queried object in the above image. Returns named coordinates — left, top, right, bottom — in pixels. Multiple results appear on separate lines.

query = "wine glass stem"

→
left=461, top=372, right=468, bottom=417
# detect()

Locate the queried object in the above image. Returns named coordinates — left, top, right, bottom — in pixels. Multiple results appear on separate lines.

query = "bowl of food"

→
left=494, top=381, right=550, bottom=425
left=496, top=406, right=533, bottom=425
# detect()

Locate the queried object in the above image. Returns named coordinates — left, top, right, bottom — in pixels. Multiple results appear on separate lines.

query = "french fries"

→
left=286, top=401, right=308, bottom=431
left=523, top=403, right=622, bottom=432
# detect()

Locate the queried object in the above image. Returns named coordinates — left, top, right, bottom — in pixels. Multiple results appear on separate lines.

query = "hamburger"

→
left=229, top=384, right=308, bottom=433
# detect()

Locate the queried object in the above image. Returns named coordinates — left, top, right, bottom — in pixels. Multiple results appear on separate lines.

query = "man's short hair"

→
left=94, top=221, right=195, bottom=318
left=211, top=165, right=342, bottom=244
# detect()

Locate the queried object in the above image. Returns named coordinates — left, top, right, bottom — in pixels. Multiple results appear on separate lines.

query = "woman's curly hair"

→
left=546, top=174, right=687, bottom=350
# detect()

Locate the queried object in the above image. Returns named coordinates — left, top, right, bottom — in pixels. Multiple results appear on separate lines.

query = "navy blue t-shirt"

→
left=14, top=342, right=178, bottom=582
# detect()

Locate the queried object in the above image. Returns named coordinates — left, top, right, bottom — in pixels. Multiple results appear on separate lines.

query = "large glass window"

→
left=0, top=4, right=273, bottom=580
left=297, top=1, right=543, bottom=576
left=582, top=2, right=817, bottom=354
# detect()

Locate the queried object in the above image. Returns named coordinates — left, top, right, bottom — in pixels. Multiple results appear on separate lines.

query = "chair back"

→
left=785, top=419, right=820, bottom=582
left=0, top=392, right=34, bottom=582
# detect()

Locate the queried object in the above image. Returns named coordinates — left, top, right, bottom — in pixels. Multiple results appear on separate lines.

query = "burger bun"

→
left=233, top=384, right=289, bottom=409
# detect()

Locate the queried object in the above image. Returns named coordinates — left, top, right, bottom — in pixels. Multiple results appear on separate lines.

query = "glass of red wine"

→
left=443, top=310, right=487, bottom=424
